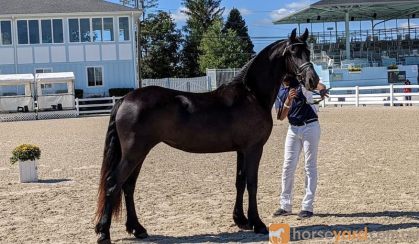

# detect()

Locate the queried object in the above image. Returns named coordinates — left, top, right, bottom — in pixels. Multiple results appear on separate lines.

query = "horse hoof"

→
left=134, top=231, right=149, bottom=239
left=254, top=225, right=269, bottom=235
left=97, top=233, right=111, bottom=244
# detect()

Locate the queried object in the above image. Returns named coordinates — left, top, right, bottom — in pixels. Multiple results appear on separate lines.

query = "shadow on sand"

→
left=37, top=179, right=72, bottom=184
left=116, top=221, right=419, bottom=243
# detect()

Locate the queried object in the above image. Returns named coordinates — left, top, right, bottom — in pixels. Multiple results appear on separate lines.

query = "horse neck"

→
left=245, top=58, right=286, bottom=110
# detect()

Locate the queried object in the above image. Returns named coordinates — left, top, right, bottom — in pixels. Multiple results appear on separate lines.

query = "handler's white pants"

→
left=280, top=121, right=320, bottom=212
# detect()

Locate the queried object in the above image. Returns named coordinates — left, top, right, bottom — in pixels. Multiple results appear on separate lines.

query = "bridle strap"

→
left=297, top=62, right=314, bottom=76
left=282, top=42, right=306, bottom=56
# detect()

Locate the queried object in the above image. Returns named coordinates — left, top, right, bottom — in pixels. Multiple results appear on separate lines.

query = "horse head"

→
left=271, top=28, right=320, bottom=91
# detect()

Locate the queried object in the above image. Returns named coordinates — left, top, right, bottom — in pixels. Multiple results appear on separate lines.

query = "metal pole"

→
left=137, top=0, right=144, bottom=88
left=345, top=11, right=351, bottom=60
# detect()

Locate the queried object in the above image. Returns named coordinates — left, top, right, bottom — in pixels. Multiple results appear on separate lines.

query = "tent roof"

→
left=35, top=72, right=75, bottom=83
left=0, top=74, right=34, bottom=84
left=274, top=0, right=419, bottom=24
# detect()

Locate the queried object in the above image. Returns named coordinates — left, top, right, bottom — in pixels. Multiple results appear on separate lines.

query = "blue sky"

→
left=110, top=0, right=419, bottom=52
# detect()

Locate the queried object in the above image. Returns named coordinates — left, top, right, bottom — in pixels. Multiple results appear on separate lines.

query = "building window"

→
left=17, top=20, right=28, bottom=44
left=87, top=67, right=103, bottom=87
left=40, top=19, right=63, bottom=44
left=69, top=17, right=114, bottom=43
left=35, top=68, right=53, bottom=73
left=118, top=17, right=129, bottom=41
left=17, top=20, right=40, bottom=44
left=92, top=18, right=103, bottom=42
left=80, top=18, right=91, bottom=42
left=0, top=21, right=12, bottom=45
left=28, top=20, right=40, bottom=44
left=41, top=20, right=52, bottom=43
left=103, top=18, right=114, bottom=41
left=53, top=19, right=64, bottom=43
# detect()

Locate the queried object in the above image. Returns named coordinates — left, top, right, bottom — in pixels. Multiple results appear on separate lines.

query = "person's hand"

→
left=287, top=88, right=297, bottom=101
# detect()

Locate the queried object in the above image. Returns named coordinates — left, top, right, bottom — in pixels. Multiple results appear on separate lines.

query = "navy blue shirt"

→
left=275, top=86, right=318, bottom=125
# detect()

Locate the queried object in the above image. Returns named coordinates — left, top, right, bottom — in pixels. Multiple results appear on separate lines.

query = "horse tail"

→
left=95, top=97, right=124, bottom=224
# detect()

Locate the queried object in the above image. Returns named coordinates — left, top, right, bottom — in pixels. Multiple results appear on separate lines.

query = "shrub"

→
left=109, top=88, right=134, bottom=97
left=75, top=89, right=83, bottom=99
left=10, top=144, right=41, bottom=164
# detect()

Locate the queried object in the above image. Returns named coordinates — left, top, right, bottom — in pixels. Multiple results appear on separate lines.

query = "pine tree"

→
left=140, top=12, right=182, bottom=78
left=179, top=0, right=225, bottom=77
left=223, top=8, right=254, bottom=57
left=198, top=20, right=248, bottom=72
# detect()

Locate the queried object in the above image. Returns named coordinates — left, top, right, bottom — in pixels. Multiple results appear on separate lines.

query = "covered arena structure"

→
left=274, top=0, right=419, bottom=69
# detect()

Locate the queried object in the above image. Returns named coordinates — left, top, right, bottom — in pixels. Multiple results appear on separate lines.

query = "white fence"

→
left=314, top=84, right=419, bottom=107
left=142, top=76, right=211, bottom=92
left=75, top=85, right=418, bottom=115
left=75, top=97, right=121, bottom=115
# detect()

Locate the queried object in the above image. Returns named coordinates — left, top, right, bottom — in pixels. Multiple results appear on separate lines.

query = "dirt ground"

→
left=0, top=107, right=418, bottom=244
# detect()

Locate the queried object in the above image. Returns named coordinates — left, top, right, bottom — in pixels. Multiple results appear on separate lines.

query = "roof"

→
left=0, top=0, right=140, bottom=16
left=0, top=74, right=34, bottom=84
left=35, top=72, right=75, bottom=83
left=274, top=0, right=419, bottom=24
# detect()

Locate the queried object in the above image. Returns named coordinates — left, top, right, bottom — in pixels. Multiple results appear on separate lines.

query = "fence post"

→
left=75, top=98, right=80, bottom=116
left=186, top=82, right=191, bottom=92
left=112, top=96, right=116, bottom=106
left=166, top=78, right=170, bottom=89
left=390, top=84, right=394, bottom=107
left=355, top=86, right=359, bottom=107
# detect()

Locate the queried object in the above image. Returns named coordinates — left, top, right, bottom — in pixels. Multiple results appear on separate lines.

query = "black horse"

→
left=94, top=29, right=319, bottom=243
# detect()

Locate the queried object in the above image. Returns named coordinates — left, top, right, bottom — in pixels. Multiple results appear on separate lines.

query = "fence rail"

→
left=75, top=96, right=121, bottom=115
left=75, top=85, right=418, bottom=115
left=315, top=84, right=419, bottom=107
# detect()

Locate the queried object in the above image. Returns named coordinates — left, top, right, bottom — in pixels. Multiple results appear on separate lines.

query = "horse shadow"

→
left=117, top=221, right=419, bottom=243
left=37, top=178, right=72, bottom=184
left=316, top=211, right=419, bottom=220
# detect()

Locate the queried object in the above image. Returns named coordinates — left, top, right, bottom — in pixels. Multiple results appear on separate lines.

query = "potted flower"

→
left=10, top=144, right=41, bottom=183
left=348, top=66, right=362, bottom=73
left=387, top=64, right=398, bottom=70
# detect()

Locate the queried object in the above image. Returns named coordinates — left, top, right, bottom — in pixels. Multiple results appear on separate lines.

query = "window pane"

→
left=103, top=18, right=114, bottom=41
left=69, top=19, right=79, bottom=42
left=53, top=19, right=63, bottom=43
left=95, top=67, right=103, bottom=85
left=29, top=20, right=39, bottom=44
left=92, top=18, right=102, bottom=42
left=41, top=20, right=52, bottom=43
left=0, top=85, right=25, bottom=96
left=1, top=21, right=12, bottom=45
left=87, top=67, right=95, bottom=86
left=119, top=17, right=129, bottom=41
left=80, top=18, right=90, bottom=42
left=17, top=20, right=28, bottom=44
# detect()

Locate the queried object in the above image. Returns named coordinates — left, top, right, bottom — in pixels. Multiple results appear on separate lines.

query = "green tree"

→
left=180, top=0, right=225, bottom=77
left=140, top=11, right=182, bottom=78
left=223, top=8, right=254, bottom=57
left=198, top=20, right=248, bottom=72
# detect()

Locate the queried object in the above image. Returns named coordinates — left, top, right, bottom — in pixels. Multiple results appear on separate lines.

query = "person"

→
left=273, top=77, right=328, bottom=219
left=403, top=80, right=412, bottom=106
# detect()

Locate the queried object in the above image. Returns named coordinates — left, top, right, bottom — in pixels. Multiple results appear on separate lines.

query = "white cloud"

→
left=399, top=21, right=419, bottom=28
left=239, top=8, right=252, bottom=16
left=170, top=7, right=188, bottom=23
left=270, top=0, right=310, bottom=21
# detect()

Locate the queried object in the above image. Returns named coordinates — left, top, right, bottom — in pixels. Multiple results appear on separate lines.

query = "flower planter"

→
left=19, top=160, right=38, bottom=183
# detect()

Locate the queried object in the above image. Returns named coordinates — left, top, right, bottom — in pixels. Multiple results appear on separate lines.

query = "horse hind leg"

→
left=123, top=156, right=148, bottom=239
left=96, top=157, right=141, bottom=243
left=233, top=151, right=251, bottom=230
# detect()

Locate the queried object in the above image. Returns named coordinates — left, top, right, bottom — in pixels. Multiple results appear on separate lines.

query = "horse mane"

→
left=229, top=39, right=286, bottom=87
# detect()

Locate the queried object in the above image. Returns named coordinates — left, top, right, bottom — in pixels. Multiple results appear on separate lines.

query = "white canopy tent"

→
left=0, top=74, right=34, bottom=112
left=35, top=72, right=75, bottom=111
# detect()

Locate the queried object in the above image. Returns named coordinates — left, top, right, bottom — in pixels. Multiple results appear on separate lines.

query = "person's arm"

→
left=277, top=88, right=297, bottom=121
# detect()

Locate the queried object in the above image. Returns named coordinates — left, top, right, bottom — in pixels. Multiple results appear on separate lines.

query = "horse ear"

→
left=289, top=28, right=297, bottom=42
left=301, top=28, right=309, bottom=42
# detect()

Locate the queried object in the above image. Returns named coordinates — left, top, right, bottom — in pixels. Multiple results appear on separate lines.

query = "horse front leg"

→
left=244, top=145, right=268, bottom=234
left=233, top=151, right=251, bottom=230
